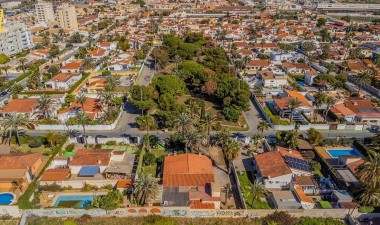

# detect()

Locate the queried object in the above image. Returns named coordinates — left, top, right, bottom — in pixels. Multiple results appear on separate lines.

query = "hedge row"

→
left=68, top=72, right=91, bottom=94
left=0, top=71, right=33, bottom=92
left=17, top=136, right=68, bottom=209
left=263, top=106, right=290, bottom=125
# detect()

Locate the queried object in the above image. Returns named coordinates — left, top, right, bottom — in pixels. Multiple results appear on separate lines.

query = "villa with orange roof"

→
left=273, top=89, right=313, bottom=117
left=57, top=97, right=103, bottom=122
left=0, top=98, right=39, bottom=119
left=162, top=154, right=221, bottom=209
left=107, top=58, right=135, bottom=71
left=44, top=73, right=82, bottom=90
left=60, top=61, right=82, bottom=73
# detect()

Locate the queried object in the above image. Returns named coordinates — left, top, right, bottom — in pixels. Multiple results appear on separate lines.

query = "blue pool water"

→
left=54, top=195, right=101, bottom=208
left=297, top=81, right=306, bottom=87
left=266, top=100, right=275, bottom=105
left=326, top=149, right=363, bottom=158
left=0, top=193, right=14, bottom=205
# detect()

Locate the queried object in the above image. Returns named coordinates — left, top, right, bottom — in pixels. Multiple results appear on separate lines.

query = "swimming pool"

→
left=0, top=193, right=15, bottom=205
left=326, top=149, right=363, bottom=158
left=54, top=194, right=102, bottom=208
left=297, top=81, right=306, bottom=87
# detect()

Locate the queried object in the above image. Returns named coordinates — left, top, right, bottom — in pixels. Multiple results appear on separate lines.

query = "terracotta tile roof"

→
left=294, top=184, right=314, bottom=204
left=61, top=61, right=82, bottom=70
left=254, top=151, right=292, bottom=178
left=345, top=98, right=380, bottom=118
left=69, top=149, right=112, bottom=166
left=163, top=154, right=214, bottom=187
left=190, top=200, right=215, bottom=209
left=346, top=159, right=364, bottom=176
left=331, top=103, right=356, bottom=117
left=253, top=43, right=278, bottom=49
left=116, top=179, right=133, bottom=189
left=247, top=60, right=270, bottom=67
left=0, top=153, right=42, bottom=170
left=1, top=98, right=38, bottom=113
left=49, top=73, right=80, bottom=83
left=347, top=60, right=367, bottom=71
left=58, top=97, right=102, bottom=119
left=87, top=48, right=106, bottom=57
left=40, top=168, right=70, bottom=181
left=285, top=90, right=312, bottom=107
left=282, top=61, right=296, bottom=69
left=294, top=176, right=316, bottom=186
left=278, top=146, right=304, bottom=159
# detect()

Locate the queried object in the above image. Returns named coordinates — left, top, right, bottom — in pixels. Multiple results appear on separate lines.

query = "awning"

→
left=78, top=166, right=99, bottom=177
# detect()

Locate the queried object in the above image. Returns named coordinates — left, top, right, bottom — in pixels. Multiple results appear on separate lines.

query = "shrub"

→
left=264, top=211, right=295, bottom=225
left=63, top=220, right=78, bottom=225
left=106, top=140, right=117, bottom=145
left=65, top=143, right=75, bottom=152
left=39, top=183, right=63, bottom=192
left=222, top=106, right=240, bottom=122
left=143, top=152, right=156, bottom=166
left=358, top=206, right=375, bottom=213
left=82, top=183, right=97, bottom=191
left=100, top=184, right=114, bottom=190
left=28, top=139, right=43, bottom=148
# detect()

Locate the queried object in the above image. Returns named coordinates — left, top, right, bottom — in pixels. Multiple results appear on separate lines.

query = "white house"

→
left=99, top=42, right=117, bottom=51
left=258, top=70, right=288, bottom=89
left=57, top=97, right=102, bottom=122
left=107, top=58, right=134, bottom=71
left=44, top=73, right=82, bottom=90
left=69, top=149, right=112, bottom=175
left=253, top=151, right=293, bottom=189
left=269, top=51, right=301, bottom=65
left=304, top=70, right=318, bottom=86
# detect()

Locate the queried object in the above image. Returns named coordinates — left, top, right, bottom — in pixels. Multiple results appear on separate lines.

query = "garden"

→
left=237, top=171, right=270, bottom=209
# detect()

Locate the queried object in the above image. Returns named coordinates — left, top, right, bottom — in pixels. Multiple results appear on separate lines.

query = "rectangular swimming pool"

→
left=54, top=194, right=102, bottom=208
left=326, top=149, right=363, bottom=158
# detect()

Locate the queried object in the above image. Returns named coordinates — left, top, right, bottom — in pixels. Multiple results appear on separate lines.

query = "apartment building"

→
left=55, top=3, right=78, bottom=31
left=0, top=22, right=34, bottom=55
left=35, top=0, right=55, bottom=24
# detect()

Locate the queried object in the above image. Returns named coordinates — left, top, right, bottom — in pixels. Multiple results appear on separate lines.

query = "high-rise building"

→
left=0, top=22, right=34, bottom=55
left=55, top=3, right=78, bottom=31
left=35, top=0, right=55, bottom=25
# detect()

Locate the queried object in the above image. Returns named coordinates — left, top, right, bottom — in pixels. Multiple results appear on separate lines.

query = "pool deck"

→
left=40, top=191, right=109, bottom=208
left=315, top=146, right=353, bottom=159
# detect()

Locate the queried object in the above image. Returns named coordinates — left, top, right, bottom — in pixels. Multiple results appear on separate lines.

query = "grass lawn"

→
left=141, top=148, right=168, bottom=176
left=10, top=144, right=51, bottom=154
left=177, top=95, right=249, bottom=131
left=237, top=171, right=270, bottom=209
left=0, top=221, right=18, bottom=225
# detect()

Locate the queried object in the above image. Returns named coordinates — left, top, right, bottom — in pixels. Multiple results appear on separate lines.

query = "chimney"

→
left=97, top=159, right=101, bottom=164
left=288, top=149, right=292, bottom=153
left=174, top=151, right=177, bottom=156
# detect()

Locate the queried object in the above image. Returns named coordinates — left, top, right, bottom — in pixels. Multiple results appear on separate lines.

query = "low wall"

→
left=251, top=95, right=273, bottom=128
left=35, top=109, right=123, bottom=131
left=40, top=180, right=118, bottom=189
left=231, top=162, right=246, bottom=209
left=0, top=206, right=21, bottom=217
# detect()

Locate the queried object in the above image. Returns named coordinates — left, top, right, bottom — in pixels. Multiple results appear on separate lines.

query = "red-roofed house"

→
left=273, top=89, right=313, bottom=117
left=57, top=97, right=102, bottom=122
left=60, top=61, right=82, bottom=73
left=87, top=48, right=109, bottom=60
left=0, top=98, right=39, bottom=119
left=44, top=73, right=82, bottom=90
left=69, top=149, right=112, bottom=174
left=162, top=154, right=221, bottom=209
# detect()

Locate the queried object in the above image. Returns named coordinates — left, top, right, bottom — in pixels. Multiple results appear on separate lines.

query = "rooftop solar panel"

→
left=78, top=166, right=99, bottom=177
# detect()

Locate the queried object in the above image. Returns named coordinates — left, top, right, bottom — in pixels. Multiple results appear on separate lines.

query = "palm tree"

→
left=174, top=112, right=192, bottom=136
left=324, top=96, right=337, bottom=122
left=82, top=58, right=94, bottom=71
left=202, top=112, right=216, bottom=145
left=18, top=58, right=28, bottom=73
left=223, top=138, right=240, bottom=174
left=106, top=76, right=121, bottom=89
left=133, top=173, right=158, bottom=205
left=87, top=35, right=94, bottom=49
left=44, top=131, right=61, bottom=149
left=76, top=112, right=90, bottom=146
left=285, top=130, right=299, bottom=149
left=11, top=178, right=24, bottom=193
left=188, top=100, right=200, bottom=119
left=76, top=93, right=87, bottom=112
left=64, top=129, right=81, bottom=138
left=357, top=151, right=380, bottom=190
left=37, top=94, right=52, bottom=119
left=250, top=180, right=266, bottom=208
left=312, top=91, right=327, bottom=122
left=1, top=65, right=11, bottom=79
left=257, top=121, right=270, bottom=135
left=138, top=114, right=155, bottom=135
left=215, top=129, right=231, bottom=148
left=251, top=134, right=263, bottom=153
left=2, top=114, right=31, bottom=145
left=358, top=188, right=380, bottom=206
left=10, top=84, right=23, bottom=94
left=286, top=98, right=302, bottom=124
left=355, top=71, right=372, bottom=96
left=183, top=129, right=200, bottom=153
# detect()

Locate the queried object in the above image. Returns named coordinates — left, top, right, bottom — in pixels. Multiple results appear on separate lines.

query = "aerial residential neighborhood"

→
left=0, top=0, right=380, bottom=224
